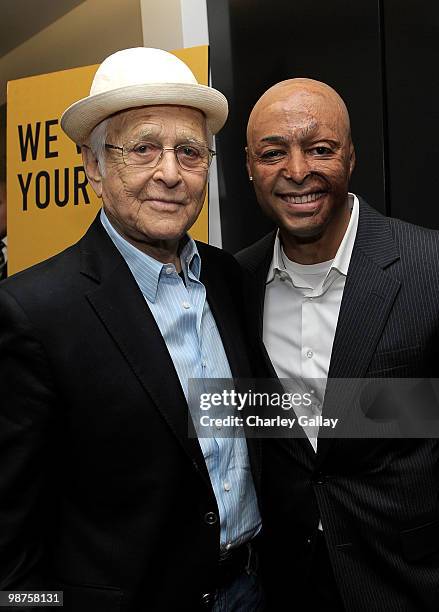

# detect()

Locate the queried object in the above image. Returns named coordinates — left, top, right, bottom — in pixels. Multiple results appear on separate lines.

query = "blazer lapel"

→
left=237, top=232, right=276, bottom=339
left=199, top=248, right=246, bottom=378
left=239, top=233, right=315, bottom=459
left=80, top=218, right=212, bottom=486
left=317, top=200, right=401, bottom=462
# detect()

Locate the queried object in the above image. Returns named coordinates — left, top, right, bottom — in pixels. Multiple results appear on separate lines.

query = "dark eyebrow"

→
left=260, top=135, right=289, bottom=144
left=259, top=133, right=341, bottom=149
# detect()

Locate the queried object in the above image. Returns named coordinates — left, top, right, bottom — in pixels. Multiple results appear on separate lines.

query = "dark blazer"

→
left=0, top=216, right=259, bottom=612
left=236, top=198, right=439, bottom=611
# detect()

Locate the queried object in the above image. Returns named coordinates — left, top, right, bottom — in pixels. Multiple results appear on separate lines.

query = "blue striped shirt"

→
left=101, top=210, right=260, bottom=550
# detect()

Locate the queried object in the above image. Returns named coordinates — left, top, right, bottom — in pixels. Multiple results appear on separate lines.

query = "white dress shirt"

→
left=263, top=194, right=359, bottom=452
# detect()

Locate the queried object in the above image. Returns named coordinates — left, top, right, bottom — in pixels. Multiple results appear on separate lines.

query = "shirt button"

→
left=225, top=542, right=232, bottom=550
left=224, top=481, right=231, bottom=492
left=306, top=350, right=314, bottom=359
left=216, top=423, right=222, bottom=430
left=165, top=266, right=173, bottom=275
left=182, top=301, right=191, bottom=309
left=201, top=360, right=207, bottom=368
left=204, top=511, right=218, bottom=525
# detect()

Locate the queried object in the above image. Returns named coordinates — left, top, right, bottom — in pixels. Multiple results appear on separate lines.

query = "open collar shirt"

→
left=101, top=210, right=261, bottom=550
left=263, top=193, right=359, bottom=452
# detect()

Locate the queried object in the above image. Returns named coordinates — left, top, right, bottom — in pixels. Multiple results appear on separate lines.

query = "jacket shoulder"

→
left=0, top=242, right=80, bottom=297
left=359, top=196, right=439, bottom=251
left=195, top=240, right=243, bottom=275
left=389, top=215, right=439, bottom=248
left=235, top=233, right=275, bottom=274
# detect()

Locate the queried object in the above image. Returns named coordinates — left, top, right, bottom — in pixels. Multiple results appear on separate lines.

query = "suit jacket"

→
left=0, top=215, right=259, bottom=612
left=236, top=198, right=439, bottom=611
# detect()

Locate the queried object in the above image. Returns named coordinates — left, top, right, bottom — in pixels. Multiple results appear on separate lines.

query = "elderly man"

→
left=237, top=79, right=439, bottom=611
left=0, top=48, right=263, bottom=612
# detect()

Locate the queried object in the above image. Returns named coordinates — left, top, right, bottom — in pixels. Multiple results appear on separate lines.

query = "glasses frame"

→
left=105, top=141, right=216, bottom=172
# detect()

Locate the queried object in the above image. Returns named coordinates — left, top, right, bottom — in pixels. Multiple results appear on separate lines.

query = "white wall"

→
left=180, top=0, right=209, bottom=47
left=140, top=0, right=183, bottom=50
left=140, top=0, right=208, bottom=49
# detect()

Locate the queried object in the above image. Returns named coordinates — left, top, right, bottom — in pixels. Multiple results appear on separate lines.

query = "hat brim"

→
left=61, top=82, right=229, bottom=144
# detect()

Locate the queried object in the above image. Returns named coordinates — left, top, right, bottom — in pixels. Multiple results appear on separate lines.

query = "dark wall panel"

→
left=384, top=0, right=439, bottom=228
left=208, top=0, right=386, bottom=253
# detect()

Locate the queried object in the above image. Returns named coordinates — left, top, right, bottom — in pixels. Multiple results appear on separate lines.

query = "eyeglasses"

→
left=105, top=140, right=215, bottom=172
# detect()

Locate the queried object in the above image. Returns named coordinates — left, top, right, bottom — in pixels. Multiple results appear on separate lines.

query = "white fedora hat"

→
left=61, top=47, right=228, bottom=144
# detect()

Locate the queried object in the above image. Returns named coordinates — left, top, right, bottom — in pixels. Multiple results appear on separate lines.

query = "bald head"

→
left=245, top=78, right=356, bottom=262
left=247, top=78, right=352, bottom=144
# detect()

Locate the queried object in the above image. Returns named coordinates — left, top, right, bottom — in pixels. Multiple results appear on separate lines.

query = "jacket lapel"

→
left=237, top=232, right=276, bottom=339
left=198, top=245, right=247, bottom=379
left=239, top=232, right=315, bottom=459
left=79, top=217, right=212, bottom=486
left=317, top=199, right=401, bottom=462
left=198, top=243, right=265, bottom=487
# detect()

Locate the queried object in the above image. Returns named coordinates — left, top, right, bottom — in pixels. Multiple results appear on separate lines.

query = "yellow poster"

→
left=7, top=45, right=209, bottom=275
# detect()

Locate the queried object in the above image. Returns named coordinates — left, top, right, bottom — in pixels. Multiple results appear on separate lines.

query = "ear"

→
left=82, top=145, right=103, bottom=198
left=348, top=144, right=356, bottom=178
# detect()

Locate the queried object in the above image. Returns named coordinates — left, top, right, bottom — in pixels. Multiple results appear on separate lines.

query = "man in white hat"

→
left=0, top=48, right=263, bottom=612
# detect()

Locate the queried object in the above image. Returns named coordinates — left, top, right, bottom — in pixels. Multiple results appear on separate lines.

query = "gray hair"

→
left=88, top=118, right=109, bottom=176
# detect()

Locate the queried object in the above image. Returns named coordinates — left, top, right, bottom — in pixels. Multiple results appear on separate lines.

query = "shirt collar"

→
left=100, top=209, right=201, bottom=302
left=267, top=193, right=359, bottom=284
left=331, top=193, right=359, bottom=276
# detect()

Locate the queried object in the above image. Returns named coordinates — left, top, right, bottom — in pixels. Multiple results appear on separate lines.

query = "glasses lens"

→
left=123, top=141, right=162, bottom=167
left=176, top=145, right=210, bottom=171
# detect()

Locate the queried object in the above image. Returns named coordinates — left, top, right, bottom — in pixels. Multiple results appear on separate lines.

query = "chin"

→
left=283, top=221, right=325, bottom=240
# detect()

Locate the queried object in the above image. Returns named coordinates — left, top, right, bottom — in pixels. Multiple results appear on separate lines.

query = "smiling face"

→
left=247, top=79, right=355, bottom=260
left=83, top=105, right=209, bottom=259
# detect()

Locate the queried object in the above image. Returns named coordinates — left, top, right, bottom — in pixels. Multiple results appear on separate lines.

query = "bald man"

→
left=237, top=79, right=439, bottom=611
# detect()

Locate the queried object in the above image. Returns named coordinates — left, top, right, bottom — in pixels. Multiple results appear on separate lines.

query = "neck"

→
left=134, top=239, right=182, bottom=271
left=280, top=203, right=351, bottom=265
left=125, top=234, right=183, bottom=271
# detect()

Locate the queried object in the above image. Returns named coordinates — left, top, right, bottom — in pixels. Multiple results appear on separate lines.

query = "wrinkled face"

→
left=246, top=88, right=355, bottom=239
left=86, top=106, right=209, bottom=247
